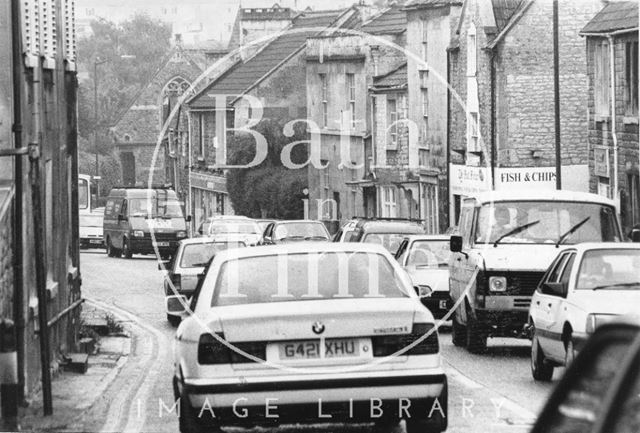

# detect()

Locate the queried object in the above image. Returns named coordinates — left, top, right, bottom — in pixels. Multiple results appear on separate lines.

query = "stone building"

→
left=404, top=0, right=462, bottom=232
left=110, top=39, right=230, bottom=210
left=581, top=1, right=639, bottom=235
left=186, top=8, right=358, bottom=227
left=448, top=0, right=601, bottom=224
left=305, top=5, right=408, bottom=226
left=0, top=0, right=81, bottom=404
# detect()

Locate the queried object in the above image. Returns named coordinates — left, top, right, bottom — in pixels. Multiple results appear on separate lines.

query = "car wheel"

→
left=168, top=314, right=181, bottom=327
left=179, top=394, right=211, bottom=433
left=531, top=331, right=554, bottom=381
left=564, top=338, right=576, bottom=367
left=465, top=313, right=487, bottom=354
left=451, top=312, right=467, bottom=347
left=122, top=239, right=133, bottom=259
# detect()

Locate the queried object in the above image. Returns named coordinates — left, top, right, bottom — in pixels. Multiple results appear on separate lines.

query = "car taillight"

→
left=372, top=323, right=439, bottom=356
left=197, top=333, right=266, bottom=365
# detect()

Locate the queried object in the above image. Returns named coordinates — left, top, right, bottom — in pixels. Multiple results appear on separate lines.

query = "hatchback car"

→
left=172, top=243, right=447, bottom=433
left=260, top=219, right=331, bottom=244
left=336, top=219, right=426, bottom=255
left=203, top=216, right=262, bottom=246
left=528, top=243, right=640, bottom=381
left=163, top=237, right=245, bottom=326
left=395, top=235, right=452, bottom=319
left=531, top=317, right=640, bottom=433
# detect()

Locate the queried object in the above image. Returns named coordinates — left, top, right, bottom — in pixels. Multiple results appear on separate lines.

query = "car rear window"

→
left=180, top=242, right=245, bottom=268
left=212, top=252, right=409, bottom=306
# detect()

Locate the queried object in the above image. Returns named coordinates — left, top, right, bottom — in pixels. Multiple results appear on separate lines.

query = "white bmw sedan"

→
left=173, top=243, right=447, bottom=433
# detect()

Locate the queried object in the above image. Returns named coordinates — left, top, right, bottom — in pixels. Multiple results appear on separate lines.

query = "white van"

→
left=448, top=190, right=622, bottom=353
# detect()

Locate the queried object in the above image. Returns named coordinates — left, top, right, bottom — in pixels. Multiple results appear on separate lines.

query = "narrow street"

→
left=80, top=249, right=557, bottom=433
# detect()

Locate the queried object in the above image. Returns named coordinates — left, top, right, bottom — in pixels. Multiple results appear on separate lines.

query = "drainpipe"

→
left=608, top=35, right=619, bottom=204
left=187, top=113, right=193, bottom=233
left=10, top=0, right=25, bottom=404
left=489, top=49, right=496, bottom=190
left=446, top=48, right=451, bottom=227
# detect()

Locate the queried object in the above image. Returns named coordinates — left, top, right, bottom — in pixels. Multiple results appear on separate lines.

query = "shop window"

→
left=625, top=41, right=638, bottom=116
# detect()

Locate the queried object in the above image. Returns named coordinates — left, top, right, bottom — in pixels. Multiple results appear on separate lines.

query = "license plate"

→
left=90, top=240, right=102, bottom=244
left=155, top=242, right=170, bottom=247
left=280, top=339, right=359, bottom=360
left=439, top=300, right=448, bottom=310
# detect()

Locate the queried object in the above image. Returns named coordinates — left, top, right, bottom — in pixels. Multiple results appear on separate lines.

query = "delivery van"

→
left=103, top=186, right=189, bottom=259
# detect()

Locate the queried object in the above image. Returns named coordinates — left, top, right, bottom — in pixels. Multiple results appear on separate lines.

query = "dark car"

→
left=162, top=237, right=246, bottom=326
left=336, top=218, right=426, bottom=255
left=260, top=220, right=331, bottom=245
left=103, top=186, right=189, bottom=259
left=530, top=317, right=640, bottom=433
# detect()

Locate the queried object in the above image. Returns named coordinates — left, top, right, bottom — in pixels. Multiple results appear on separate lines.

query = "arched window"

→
left=162, top=76, right=193, bottom=97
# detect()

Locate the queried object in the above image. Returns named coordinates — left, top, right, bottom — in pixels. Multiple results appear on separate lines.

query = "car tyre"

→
left=531, top=331, right=554, bottom=381
left=451, top=312, right=467, bottom=347
left=179, top=393, right=218, bottom=433
left=168, top=314, right=181, bottom=327
left=122, top=239, right=133, bottom=259
left=465, top=313, right=488, bottom=354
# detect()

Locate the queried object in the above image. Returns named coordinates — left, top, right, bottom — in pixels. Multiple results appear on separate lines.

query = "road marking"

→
left=444, top=361, right=538, bottom=424
left=87, top=298, right=171, bottom=433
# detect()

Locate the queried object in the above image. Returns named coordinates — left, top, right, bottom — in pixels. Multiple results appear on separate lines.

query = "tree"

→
left=226, top=118, right=309, bottom=219
left=77, top=14, right=172, bottom=190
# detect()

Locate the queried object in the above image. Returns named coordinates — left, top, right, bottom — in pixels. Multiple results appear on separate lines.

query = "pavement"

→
left=15, top=303, right=134, bottom=433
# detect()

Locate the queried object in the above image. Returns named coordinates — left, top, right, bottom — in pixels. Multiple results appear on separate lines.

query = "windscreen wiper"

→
left=556, top=217, right=590, bottom=248
left=591, top=282, right=640, bottom=291
left=493, top=220, right=541, bottom=247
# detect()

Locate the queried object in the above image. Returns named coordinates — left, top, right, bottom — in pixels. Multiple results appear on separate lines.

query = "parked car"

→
left=103, top=186, right=189, bottom=259
left=172, top=243, right=447, bottom=433
left=336, top=218, right=426, bottom=255
left=528, top=243, right=640, bottom=381
left=332, top=218, right=361, bottom=242
left=449, top=190, right=622, bottom=354
left=530, top=317, right=640, bottom=433
left=255, top=218, right=277, bottom=232
left=203, top=216, right=262, bottom=246
left=260, top=219, right=331, bottom=244
left=395, top=235, right=452, bottom=319
left=163, top=237, right=246, bottom=327
left=79, top=207, right=105, bottom=248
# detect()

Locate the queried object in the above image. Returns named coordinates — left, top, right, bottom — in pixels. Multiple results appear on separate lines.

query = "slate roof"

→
left=581, top=1, right=639, bottom=34
left=403, top=0, right=462, bottom=10
left=188, top=9, right=349, bottom=109
left=492, top=0, right=526, bottom=32
left=372, top=63, right=407, bottom=91
left=361, top=5, right=407, bottom=35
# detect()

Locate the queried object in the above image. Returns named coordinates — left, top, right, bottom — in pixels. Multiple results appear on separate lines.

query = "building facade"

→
left=448, top=0, right=601, bottom=224
left=0, top=0, right=81, bottom=404
left=582, top=1, right=639, bottom=235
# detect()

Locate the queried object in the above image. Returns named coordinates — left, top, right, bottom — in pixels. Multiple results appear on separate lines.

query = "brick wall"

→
left=450, top=0, right=601, bottom=174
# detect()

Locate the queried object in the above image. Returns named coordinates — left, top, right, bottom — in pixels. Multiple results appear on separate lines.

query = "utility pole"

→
left=93, top=58, right=108, bottom=185
left=553, top=0, right=562, bottom=190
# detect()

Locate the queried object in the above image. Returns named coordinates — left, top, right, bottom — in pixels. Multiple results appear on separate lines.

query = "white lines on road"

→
left=444, top=360, right=537, bottom=428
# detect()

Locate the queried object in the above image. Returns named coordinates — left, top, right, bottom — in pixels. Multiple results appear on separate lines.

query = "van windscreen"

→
left=475, top=201, right=620, bottom=245
left=129, top=196, right=183, bottom=218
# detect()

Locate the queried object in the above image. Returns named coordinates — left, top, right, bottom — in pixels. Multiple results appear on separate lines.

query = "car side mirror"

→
left=541, top=281, right=566, bottom=297
left=631, top=228, right=640, bottom=243
left=450, top=235, right=463, bottom=253
left=414, top=285, right=432, bottom=299
left=185, top=215, right=192, bottom=222
left=166, top=295, right=190, bottom=317
left=263, top=236, right=271, bottom=244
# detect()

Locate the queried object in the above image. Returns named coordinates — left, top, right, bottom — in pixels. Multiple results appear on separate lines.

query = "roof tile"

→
left=582, top=1, right=639, bottom=34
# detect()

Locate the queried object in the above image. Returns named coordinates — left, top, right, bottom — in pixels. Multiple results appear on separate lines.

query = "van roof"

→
left=469, top=189, right=617, bottom=207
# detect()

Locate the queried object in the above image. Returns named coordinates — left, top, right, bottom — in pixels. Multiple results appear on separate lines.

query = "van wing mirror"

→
left=631, top=228, right=640, bottom=243
left=450, top=235, right=463, bottom=253
left=186, top=215, right=192, bottom=222
left=117, top=214, right=127, bottom=222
